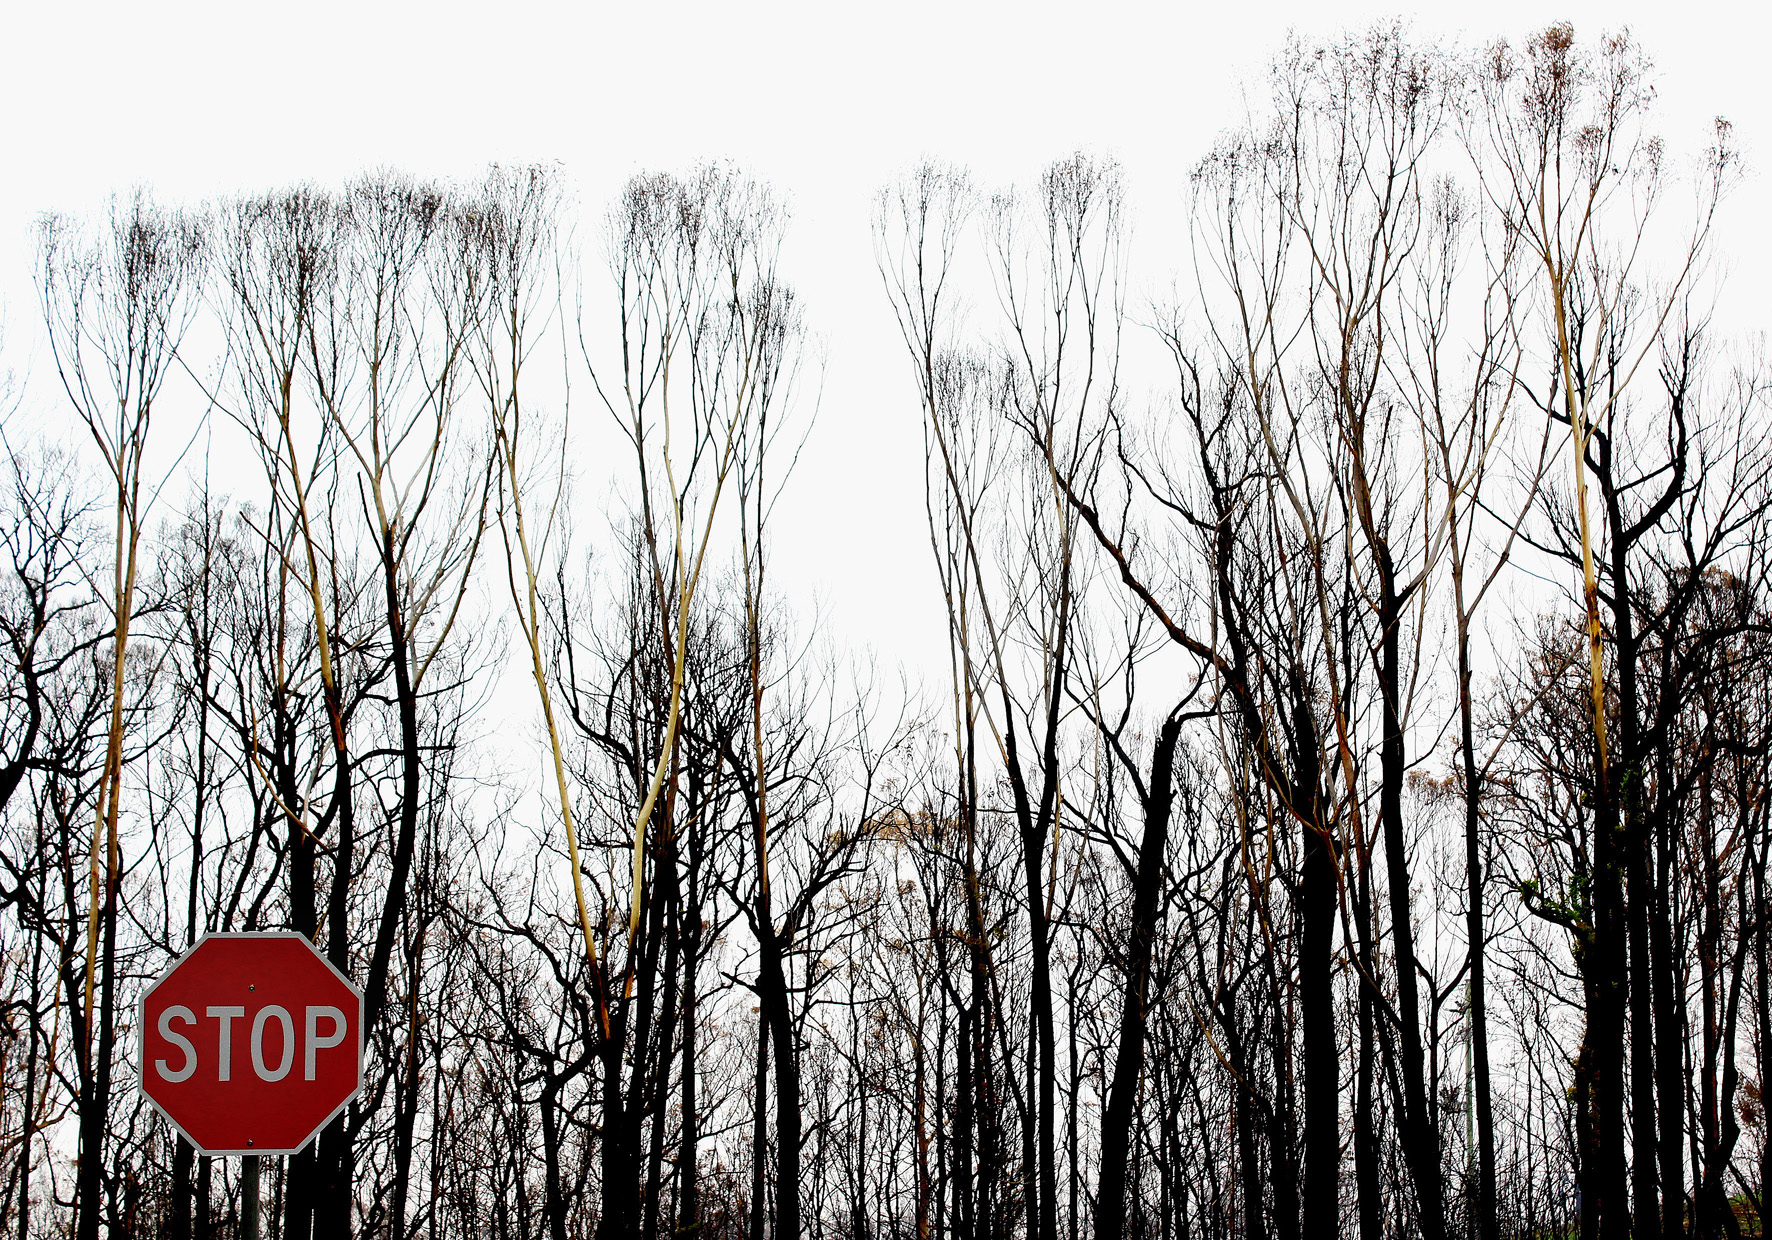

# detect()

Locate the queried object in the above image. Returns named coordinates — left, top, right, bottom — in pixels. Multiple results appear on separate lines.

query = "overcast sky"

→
left=3, top=0, right=1768, bottom=687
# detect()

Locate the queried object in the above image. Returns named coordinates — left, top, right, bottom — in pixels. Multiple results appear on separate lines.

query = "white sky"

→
left=3, top=0, right=1768, bottom=691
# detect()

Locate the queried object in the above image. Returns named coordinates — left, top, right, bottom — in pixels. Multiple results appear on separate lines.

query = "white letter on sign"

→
left=251, top=1006, right=295, bottom=1082
left=305, top=1006, right=348, bottom=1080
left=155, top=1005, right=198, bottom=1082
left=206, top=1006, right=245, bottom=1081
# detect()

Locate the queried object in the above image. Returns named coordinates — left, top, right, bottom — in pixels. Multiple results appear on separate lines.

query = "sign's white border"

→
left=136, top=931, right=365, bottom=1157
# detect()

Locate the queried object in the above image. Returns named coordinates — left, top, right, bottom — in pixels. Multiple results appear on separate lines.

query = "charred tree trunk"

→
left=1095, top=714, right=1183, bottom=1240
left=1456, top=610, right=1498, bottom=1240
left=169, top=1138, right=195, bottom=1240
left=598, top=1014, right=639, bottom=1240
left=389, top=920, right=428, bottom=1240
left=75, top=832, right=120, bottom=1240
left=1375, top=556, right=1446, bottom=1240
left=539, top=1072, right=570, bottom=1240
left=749, top=1003, right=769, bottom=1240
left=1354, top=843, right=1382, bottom=1240
left=678, top=871, right=702, bottom=1238
left=758, top=928, right=801, bottom=1240
left=1295, top=693, right=1338, bottom=1237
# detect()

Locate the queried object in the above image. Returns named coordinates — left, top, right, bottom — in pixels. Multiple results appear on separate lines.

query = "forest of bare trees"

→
left=0, top=21, right=1768, bottom=1240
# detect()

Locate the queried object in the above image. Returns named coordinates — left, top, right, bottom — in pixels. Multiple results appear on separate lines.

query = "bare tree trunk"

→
left=1654, top=795, right=1686, bottom=1240
left=1095, top=715, right=1182, bottom=1240
left=1354, top=840, right=1382, bottom=1240
left=390, top=918, right=428, bottom=1240
left=1376, top=555, right=1446, bottom=1240
left=1021, top=806, right=1060, bottom=1240
left=599, top=1017, right=639, bottom=1240
left=539, top=1074, right=569, bottom=1240
left=1457, top=619, right=1498, bottom=1240
left=170, top=1140, right=195, bottom=1240
left=1758, top=849, right=1771, bottom=1227
left=955, top=981, right=975, bottom=1240
left=1296, top=697, right=1338, bottom=1237
left=643, top=825, right=683, bottom=1240
left=196, top=1156, right=213, bottom=1240
left=749, top=1006, right=769, bottom=1240
left=678, top=876, right=701, bottom=1239
left=758, top=931, right=801, bottom=1240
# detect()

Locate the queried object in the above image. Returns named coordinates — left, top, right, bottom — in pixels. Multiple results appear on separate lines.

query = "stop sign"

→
left=139, top=932, right=363, bottom=1155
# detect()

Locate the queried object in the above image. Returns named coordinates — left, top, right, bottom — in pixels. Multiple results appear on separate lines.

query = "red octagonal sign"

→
left=139, top=932, right=363, bottom=1155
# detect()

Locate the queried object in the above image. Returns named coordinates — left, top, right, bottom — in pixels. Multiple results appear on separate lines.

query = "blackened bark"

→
left=643, top=895, right=680, bottom=1240
left=1758, top=854, right=1771, bottom=1225
left=1375, top=554, right=1446, bottom=1240
left=1604, top=493, right=1659, bottom=1236
left=539, top=1074, right=569, bottom=1240
left=14, top=935, right=40, bottom=1240
left=1095, top=714, right=1182, bottom=1240
left=1219, top=1013, right=1268, bottom=1240
left=318, top=526, right=423, bottom=1238
left=0, top=632, right=45, bottom=818
left=302, top=649, right=356, bottom=1240
left=1023, top=835, right=1058, bottom=1240
left=1354, top=848, right=1381, bottom=1240
left=314, top=1106, right=356, bottom=1238
left=390, top=927, right=427, bottom=1240
left=955, top=983, right=975, bottom=1240
left=749, top=1004, right=769, bottom=1240
left=1756, top=825, right=1772, bottom=1227
left=169, top=1139, right=194, bottom=1240
left=365, top=531, right=422, bottom=1030
left=1573, top=948, right=1600, bottom=1240
left=1269, top=972, right=1301, bottom=1240
left=678, top=870, right=701, bottom=1238
left=281, top=685, right=320, bottom=1240
left=75, top=835, right=119, bottom=1240
left=1000, top=684, right=1061, bottom=1240
left=1296, top=696, right=1339, bottom=1238
left=195, top=1156, right=213, bottom=1240
left=1627, top=826, right=1659, bottom=1235
left=1457, top=620, right=1498, bottom=1240
left=758, top=929, right=801, bottom=1240
left=1653, top=794, right=1685, bottom=1240
left=598, top=1019, right=639, bottom=1240
left=1591, top=816, right=1631, bottom=1240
